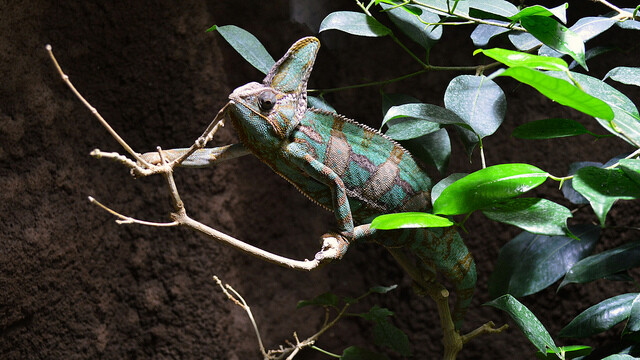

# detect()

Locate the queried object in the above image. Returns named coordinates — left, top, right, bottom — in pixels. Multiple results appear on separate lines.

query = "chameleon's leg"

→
left=140, top=143, right=250, bottom=168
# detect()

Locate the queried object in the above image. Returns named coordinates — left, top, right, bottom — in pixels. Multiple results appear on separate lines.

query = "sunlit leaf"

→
left=371, top=212, right=454, bottom=230
left=433, top=163, right=548, bottom=215
left=561, top=242, right=640, bottom=288
left=520, top=16, right=586, bottom=69
left=486, top=295, right=559, bottom=353
left=560, top=293, right=639, bottom=338
left=319, top=11, right=392, bottom=37
left=482, top=198, right=572, bottom=236
left=474, top=48, right=569, bottom=71
left=539, top=17, right=616, bottom=59
left=207, top=25, right=275, bottom=75
left=512, top=118, right=589, bottom=139
left=605, top=67, right=640, bottom=87
left=536, top=345, right=593, bottom=359
left=431, top=173, right=467, bottom=205
left=619, top=159, right=640, bottom=186
left=488, top=224, right=599, bottom=298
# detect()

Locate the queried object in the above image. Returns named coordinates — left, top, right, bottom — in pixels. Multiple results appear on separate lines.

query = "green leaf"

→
left=509, top=5, right=556, bottom=22
left=619, top=159, right=640, bottom=186
left=380, top=2, right=442, bottom=48
left=207, top=25, right=275, bottom=75
left=536, top=345, right=593, bottom=359
left=474, top=48, right=569, bottom=71
left=469, top=0, right=518, bottom=19
left=403, top=128, right=451, bottom=174
left=560, top=293, right=639, bottom=338
left=443, top=75, right=506, bottom=140
left=358, top=305, right=394, bottom=322
left=512, top=118, right=589, bottom=139
left=605, top=67, right=640, bottom=87
left=572, top=167, right=640, bottom=226
left=319, top=11, right=392, bottom=37
left=369, top=284, right=398, bottom=294
left=539, top=17, right=616, bottom=59
left=385, top=118, right=440, bottom=140
left=482, top=198, right=572, bottom=236
left=485, top=294, right=559, bottom=354
left=383, top=103, right=466, bottom=128
left=470, top=23, right=511, bottom=47
left=561, top=242, right=640, bottom=288
left=615, top=8, right=640, bottom=30
left=568, top=45, right=616, bottom=70
left=520, top=15, right=586, bottom=69
left=373, top=320, right=411, bottom=356
left=561, top=161, right=603, bottom=205
left=297, top=292, right=339, bottom=309
left=623, top=294, right=640, bottom=335
left=488, top=224, right=600, bottom=298
left=380, top=92, right=421, bottom=118
left=371, top=212, right=454, bottom=230
left=431, top=173, right=467, bottom=205
left=498, top=67, right=614, bottom=120
left=433, top=164, right=548, bottom=215
left=509, top=32, right=542, bottom=51
left=341, top=346, right=389, bottom=360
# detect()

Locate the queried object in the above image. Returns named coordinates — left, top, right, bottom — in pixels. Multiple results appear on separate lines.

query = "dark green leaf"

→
left=380, top=2, right=442, bottom=48
left=561, top=161, right=603, bottom=205
left=561, top=242, right=640, bottom=288
left=512, top=118, right=589, bottom=139
left=619, top=159, right=640, bottom=186
left=431, top=173, right=467, bottom=205
left=383, top=103, right=467, bottom=128
left=560, top=293, right=639, bottom=338
left=371, top=212, right=454, bottom=230
left=623, top=294, right=640, bottom=335
left=341, top=346, right=389, bottom=360
left=381, top=92, right=421, bottom=118
left=433, top=164, right=548, bottom=215
left=373, top=320, right=411, bottom=356
left=308, top=96, right=336, bottom=113
left=470, top=23, right=510, bottom=47
left=482, top=198, right=572, bottom=236
left=469, top=0, right=518, bottom=19
left=369, top=284, right=398, bottom=294
left=297, top=292, right=339, bottom=309
left=474, top=48, right=568, bottom=71
left=406, top=0, right=470, bottom=17
left=569, top=45, right=616, bottom=70
left=358, top=305, right=395, bottom=322
left=444, top=75, right=506, bottom=140
left=207, top=25, right=275, bottom=75
left=403, top=128, right=451, bottom=174
left=536, top=345, right=593, bottom=359
left=605, top=67, right=640, bottom=87
left=485, top=294, right=558, bottom=353
left=385, top=118, right=440, bottom=140
left=488, top=224, right=600, bottom=298
left=319, top=11, right=392, bottom=37
left=520, top=15, right=586, bottom=69
left=572, top=167, right=640, bottom=226
left=498, top=68, right=614, bottom=120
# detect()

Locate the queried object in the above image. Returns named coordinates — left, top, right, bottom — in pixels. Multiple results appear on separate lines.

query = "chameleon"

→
left=144, top=37, right=476, bottom=329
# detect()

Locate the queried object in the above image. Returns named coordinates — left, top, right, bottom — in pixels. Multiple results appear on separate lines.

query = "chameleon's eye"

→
left=258, top=90, right=277, bottom=112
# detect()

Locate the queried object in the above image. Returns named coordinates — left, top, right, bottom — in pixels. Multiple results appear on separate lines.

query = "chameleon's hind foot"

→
left=315, top=232, right=349, bottom=261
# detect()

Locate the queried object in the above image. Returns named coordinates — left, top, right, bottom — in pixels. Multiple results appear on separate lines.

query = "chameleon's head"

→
left=226, top=37, right=320, bottom=144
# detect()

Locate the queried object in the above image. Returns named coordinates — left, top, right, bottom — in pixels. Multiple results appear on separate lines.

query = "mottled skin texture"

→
left=156, top=37, right=476, bottom=329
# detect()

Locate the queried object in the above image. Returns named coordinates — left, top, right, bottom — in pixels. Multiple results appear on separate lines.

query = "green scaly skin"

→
left=146, top=37, right=476, bottom=329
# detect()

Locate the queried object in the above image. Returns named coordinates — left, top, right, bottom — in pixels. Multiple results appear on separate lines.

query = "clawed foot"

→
left=315, top=232, right=350, bottom=262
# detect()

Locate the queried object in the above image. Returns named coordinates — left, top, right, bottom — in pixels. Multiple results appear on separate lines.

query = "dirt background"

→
left=2, top=1, right=640, bottom=359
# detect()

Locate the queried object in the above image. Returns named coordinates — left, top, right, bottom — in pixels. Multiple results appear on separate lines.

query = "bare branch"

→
left=88, top=196, right=179, bottom=227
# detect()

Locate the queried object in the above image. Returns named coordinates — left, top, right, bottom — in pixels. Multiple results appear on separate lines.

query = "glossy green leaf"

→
left=498, top=67, right=614, bottom=120
left=547, top=71, right=640, bottom=147
left=444, top=75, right=506, bottom=139
left=623, top=294, right=640, bottom=335
left=520, top=16, right=586, bottom=69
left=539, top=17, right=616, bottom=58
left=619, top=159, right=640, bottom=186
left=470, top=23, right=510, bottom=47
left=482, top=198, right=572, bottom=236
left=371, top=212, right=454, bottom=230
left=433, top=163, right=548, bottom=215
left=319, top=11, right=392, bottom=37
left=384, top=118, right=440, bottom=140
left=431, top=173, right=467, bottom=205
left=404, top=128, right=451, bottom=174
left=297, top=292, right=339, bottom=309
left=512, top=118, right=589, bottom=139
left=474, top=48, right=568, bottom=71
left=509, top=6, right=556, bottom=21
left=488, top=224, right=599, bottom=298
left=561, top=161, right=603, bottom=205
left=560, top=293, right=639, bottom=338
left=561, top=241, right=640, bottom=288
left=341, top=346, right=389, bottom=360
left=486, top=294, right=558, bottom=353
left=383, top=103, right=467, bottom=128
left=572, top=167, right=640, bottom=226
left=605, top=67, right=640, bottom=87
left=469, top=0, right=518, bottom=19
left=536, top=345, right=593, bottom=359
left=380, top=2, right=442, bottom=48
left=207, top=25, right=275, bottom=75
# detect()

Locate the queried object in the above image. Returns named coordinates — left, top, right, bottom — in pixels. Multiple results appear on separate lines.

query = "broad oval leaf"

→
left=498, top=67, right=614, bottom=120
left=485, top=294, right=559, bottom=354
left=509, top=5, right=556, bottom=22
left=469, top=0, right=518, bottom=19
left=572, top=167, right=640, bottom=226
left=444, top=75, right=506, bottom=139
left=431, top=173, right=467, bottom=205
left=380, top=2, right=442, bottom=48
left=433, top=163, right=548, bottom=215
left=319, top=11, right=392, bottom=37
left=207, top=25, right=275, bottom=75
left=560, top=293, right=639, bottom=338
left=488, top=224, right=599, bottom=298
left=471, top=23, right=510, bottom=47
left=512, top=118, right=588, bottom=139
left=474, top=48, right=568, bottom=71
left=383, top=103, right=466, bottom=127
left=371, top=212, right=454, bottom=230
left=482, top=198, right=572, bottom=236
left=615, top=8, right=640, bottom=30
left=539, top=17, right=616, bottom=58
left=619, top=159, right=640, bottom=186
left=605, top=67, right=640, bottom=87
left=385, top=118, right=440, bottom=140
left=508, top=31, right=542, bottom=51
left=520, top=15, right=586, bottom=69
left=561, top=241, right=640, bottom=288
left=623, top=294, right=640, bottom=335
left=401, top=128, right=452, bottom=174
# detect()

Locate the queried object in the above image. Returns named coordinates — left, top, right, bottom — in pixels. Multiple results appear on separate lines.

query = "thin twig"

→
left=88, top=196, right=179, bottom=227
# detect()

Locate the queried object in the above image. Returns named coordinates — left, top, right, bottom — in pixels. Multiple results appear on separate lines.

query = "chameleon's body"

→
left=160, top=37, right=476, bottom=328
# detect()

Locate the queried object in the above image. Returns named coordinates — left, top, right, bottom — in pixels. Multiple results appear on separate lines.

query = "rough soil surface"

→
left=2, top=1, right=639, bottom=359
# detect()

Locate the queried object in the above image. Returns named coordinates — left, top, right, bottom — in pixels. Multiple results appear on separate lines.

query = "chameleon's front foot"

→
left=315, top=232, right=350, bottom=261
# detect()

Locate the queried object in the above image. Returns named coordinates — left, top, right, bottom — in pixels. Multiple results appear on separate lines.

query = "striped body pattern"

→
left=225, top=37, right=476, bottom=329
